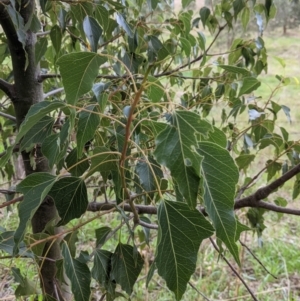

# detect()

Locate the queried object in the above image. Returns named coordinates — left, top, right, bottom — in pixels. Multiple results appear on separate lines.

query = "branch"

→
left=0, top=195, right=23, bottom=208
left=44, top=87, right=64, bottom=98
left=209, top=238, right=259, bottom=301
left=87, top=201, right=158, bottom=214
left=235, top=163, right=300, bottom=209
left=0, top=78, right=15, bottom=99
left=155, top=24, right=227, bottom=78
left=0, top=110, right=16, bottom=121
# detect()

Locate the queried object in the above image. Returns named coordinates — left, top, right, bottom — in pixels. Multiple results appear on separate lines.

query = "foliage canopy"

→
left=0, top=0, right=299, bottom=300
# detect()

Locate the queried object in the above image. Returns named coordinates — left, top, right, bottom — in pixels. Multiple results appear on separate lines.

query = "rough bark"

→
left=0, top=1, right=69, bottom=299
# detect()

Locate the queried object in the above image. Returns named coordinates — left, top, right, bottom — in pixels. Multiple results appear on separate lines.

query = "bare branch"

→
left=36, top=30, right=51, bottom=36
left=87, top=201, right=158, bottom=215
left=0, top=110, right=16, bottom=121
left=138, top=220, right=158, bottom=230
left=254, top=200, right=300, bottom=216
left=235, top=163, right=300, bottom=209
left=44, top=87, right=64, bottom=98
left=0, top=195, right=23, bottom=208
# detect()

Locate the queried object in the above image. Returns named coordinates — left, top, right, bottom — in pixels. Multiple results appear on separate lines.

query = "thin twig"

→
left=0, top=111, right=16, bottom=121
left=0, top=196, right=23, bottom=208
left=44, top=87, right=64, bottom=98
left=188, top=281, right=211, bottom=301
left=239, top=240, right=277, bottom=279
left=138, top=220, right=158, bottom=230
left=209, top=238, right=259, bottom=301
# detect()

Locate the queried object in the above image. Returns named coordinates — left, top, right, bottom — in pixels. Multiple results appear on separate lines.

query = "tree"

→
left=272, top=0, right=300, bottom=34
left=0, top=0, right=298, bottom=300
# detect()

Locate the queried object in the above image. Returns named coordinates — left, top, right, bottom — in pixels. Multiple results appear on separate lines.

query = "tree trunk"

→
left=0, top=1, right=70, bottom=300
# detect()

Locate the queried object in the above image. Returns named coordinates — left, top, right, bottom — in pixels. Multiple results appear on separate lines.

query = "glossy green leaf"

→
left=239, top=77, right=261, bottom=96
left=50, top=25, right=62, bottom=54
left=94, top=5, right=109, bottom=32
left=116, top=13, right=133, bottom=38
left=266, top=160, right=282, bottom=181
left=154, top=111, right=213, bottom=208
left=14, top=173, right=56, bottom=253
left=88, top=146, right=119, bottom=177
left=49, top=177, right=88, bottom=226
left=62, top=243, right=91, bottom=301
left=197, top=142, right=240, bottom=264
left=66, top=148, right=90, bottom=176
left=200, top=7, right=210, bottom=28
left=111, top=243, right=144, bottom=295
left=76, top=105, right=100, bottom=158
left=95, top=227, right=111, bottom=247
left=41, top=133, right=61, bottom=169
left=235, top=154, right=255, bottom=171
left=35, top=37, right=48, bottom=64
left=20, top=116, right=54, bottom=151
left=16, top=101, right=66, bottom=143
left=156, top=201, right=214, bottom=300
left=135, top=156, right=163, bottom=196
left=241, top=6, right=250, bottom=30
left=83, top=16, right=102, bottom=53
left=219, top=64, right=251, bottom=77
left=57, top=53, right=107, bottom=105
left=92, top=249, right=114, bottom=291
left=146, top=76, right=165, bottom=103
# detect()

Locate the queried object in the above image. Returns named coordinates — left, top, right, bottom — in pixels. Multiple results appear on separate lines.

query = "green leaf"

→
left=20, top=116, right=54, bottom=151
left=83, top=16, right=102, bottom=53
left=94, top=5, right=109, bottom=33
left=35, top=37, right=48, bottom=64
left=266, top=160, right=282, bottom=181
left=95, top=227, right=111, bottom=247
left=66, top=148, right=90, bottom=177
left=111, top=243, right=144, bottom=295
left=197, top=142, right=240, bottom=264
left=16, top=101, right=66, bottom=143
left=77, top=105, right=100, bottom=158
left=12, top=268, right=36, bottom=297
left=50, top=25, right=62, bottom=54
left=64, top=231, right=79, bottom=258
left=62, top=242, right=91, bottom=301
left=88, top=146, right=119, bottom=177
left=41, top=133, right=61, bottom=169
left=241, top=6, right=250, bottom=30
left=24, top=233, right=49, bottom=257
left=219, top=64, right=251, bottom=77
left=154, top=111, right=213, bottom=208
left=146, top=76, right=165, bottom=103
left=233, top=0, right=245, bottom=18
left=200, top=7, right=210, bottom=28
left=182, top=0, right=193, bottom=9
left=179, top=37, right=191, bottom=57
left=57, top=52, right=107, bottom=105
left=92, top=249, right=114, bottom=291
left=49, top=177, right=88, bottom=226
left=0, top=231, right=32, bottom=257
left=281, top=105, right=291, bottom=123
left=135, top=156, right=163, bottom=196
left=205, top=126, right=227, bottom=148
left=156, top=201, right=214, bottom=300
left=235, top=154, right=255, bottom=171
left=238, top=77, right=261, bottom=96
left=14, top=173, right=56, bottom=253
left=116, top=13, right=133, bottom=38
